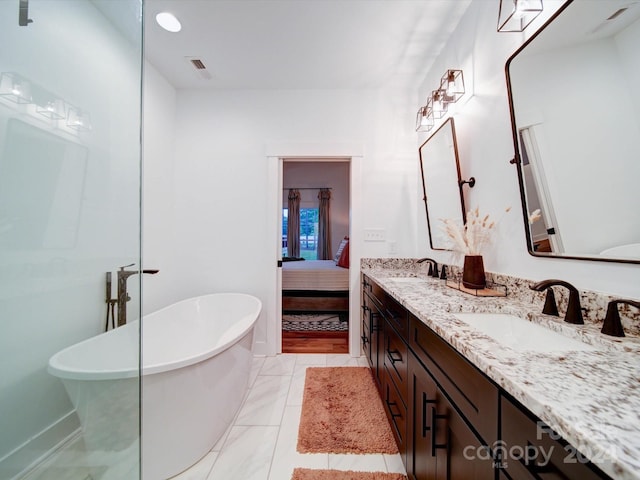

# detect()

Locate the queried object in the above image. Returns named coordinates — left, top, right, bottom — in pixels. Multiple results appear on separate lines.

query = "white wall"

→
left=142, top=87, right=419, bottom=354
left=415, top=0, right=640, bottom=297
left=142, top=63, right=177, bottom=314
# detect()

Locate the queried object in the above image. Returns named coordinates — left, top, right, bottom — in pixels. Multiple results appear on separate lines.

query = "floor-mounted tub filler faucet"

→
left=529, top=279, right=584, bottom=325
left=105, top=264, right=159, bottom=328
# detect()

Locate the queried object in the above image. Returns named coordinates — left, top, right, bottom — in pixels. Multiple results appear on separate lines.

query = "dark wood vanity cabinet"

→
left=361, top=274, right=497, bottom=479
left=361, top=275, right=384, bottom=391
left=408, top=352, right=495, bottom=480
left=500, top=395, right=608, bottom=480
left=360, top=274, right=611, bottom=480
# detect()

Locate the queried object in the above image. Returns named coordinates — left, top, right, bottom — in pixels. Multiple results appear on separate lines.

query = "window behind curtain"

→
left=282, top=207, right=318, bottom=259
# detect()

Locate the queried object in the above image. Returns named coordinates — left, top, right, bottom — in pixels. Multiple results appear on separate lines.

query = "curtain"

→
left=287, top=189, right=301, bottom=257
left=317, top=188, right=332, bottom=260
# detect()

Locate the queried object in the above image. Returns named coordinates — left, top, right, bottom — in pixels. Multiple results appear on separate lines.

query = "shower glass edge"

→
left=0, top=0, right=144, bottom=478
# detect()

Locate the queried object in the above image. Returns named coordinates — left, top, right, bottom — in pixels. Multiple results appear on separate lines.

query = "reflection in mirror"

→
left=0, top=119, right=88, bottom=249
left=419, top=117, right=466, bottom=250
left=506, top=0, right=640, bottom=263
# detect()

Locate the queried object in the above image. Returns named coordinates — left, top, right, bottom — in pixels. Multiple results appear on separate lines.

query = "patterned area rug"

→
left=283, top=314, right=348, bottom=331
left=291, top=469, right=407, bottom=480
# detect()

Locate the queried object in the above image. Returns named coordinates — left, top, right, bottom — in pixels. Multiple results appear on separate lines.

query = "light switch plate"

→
left=364, top=228, right=386, bottom=242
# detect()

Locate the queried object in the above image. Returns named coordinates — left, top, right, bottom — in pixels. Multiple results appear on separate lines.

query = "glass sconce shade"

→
left=431, top=90, right=448, bottom=119
left=36, top=98, right=66, bottom=119
left=441, top=69, right=465, bottom=103
left=415, top=105, right=434, bottom=132
left=0, top=72, right=32, bottom=104
left=498, top=0, right=543, bottom=32
left=33, top=86, right=66, bottom=119
left=67, top=106, right=92, bottom=131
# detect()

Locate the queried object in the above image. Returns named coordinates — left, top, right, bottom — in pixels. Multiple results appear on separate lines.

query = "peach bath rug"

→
left=291, top=468, right=407, bottom=480
left=297, top=367, right=398, bottom=454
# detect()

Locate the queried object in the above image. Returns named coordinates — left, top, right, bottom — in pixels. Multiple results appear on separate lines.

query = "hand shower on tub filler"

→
left=105, top=264, right=159, bottom=330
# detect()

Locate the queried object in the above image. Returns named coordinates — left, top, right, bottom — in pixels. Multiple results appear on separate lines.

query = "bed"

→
left=281, top=260, right=349, bottom=318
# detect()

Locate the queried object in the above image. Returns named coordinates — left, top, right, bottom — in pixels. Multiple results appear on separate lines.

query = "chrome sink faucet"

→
left=530, top=279, right=584, bottom=325
left=116, top=264, right=159, bottom=327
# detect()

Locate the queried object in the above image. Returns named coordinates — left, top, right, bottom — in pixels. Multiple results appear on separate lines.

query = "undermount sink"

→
left=380, top=277, right=427, bottom=284
left=453, top=313, right=596, bottom=353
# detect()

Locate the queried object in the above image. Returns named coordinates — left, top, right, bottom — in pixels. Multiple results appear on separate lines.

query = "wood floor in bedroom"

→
left=282, top=331, right=349, bottom=353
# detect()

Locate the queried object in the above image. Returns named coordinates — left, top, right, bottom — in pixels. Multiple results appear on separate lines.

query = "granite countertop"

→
left=361, top=265, right=640, bottom=480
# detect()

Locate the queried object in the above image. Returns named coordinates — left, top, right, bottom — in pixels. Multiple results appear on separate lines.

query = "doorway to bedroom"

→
left=281, top=159, right=350, bottom=353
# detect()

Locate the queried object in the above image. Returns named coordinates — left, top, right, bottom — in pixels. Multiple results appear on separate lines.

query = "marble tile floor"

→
left=22, top=354, right=406, bottom=480
left=176, top=353, right=407, bottom=480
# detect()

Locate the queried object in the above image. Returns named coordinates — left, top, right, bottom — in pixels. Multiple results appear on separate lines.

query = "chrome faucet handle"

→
left=601, top=299, right=640, bottom=337
left=119, top=263, right=135, bottom=270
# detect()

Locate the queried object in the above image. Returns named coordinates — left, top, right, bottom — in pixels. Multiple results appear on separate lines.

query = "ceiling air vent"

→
left=588, top=2, right=640, bottom=35
left=184, top=56, right=212, bottom=80
left=607, top=7, right=628, bottom=20
left=190, top=58, right=206, bottom=70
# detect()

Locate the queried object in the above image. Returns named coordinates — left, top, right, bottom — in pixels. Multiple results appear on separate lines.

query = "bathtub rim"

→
left=48, top=292, right=262, bottom=381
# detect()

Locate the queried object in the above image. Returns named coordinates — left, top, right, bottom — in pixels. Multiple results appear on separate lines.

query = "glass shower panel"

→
left=0, top=1, right=143, bottom=479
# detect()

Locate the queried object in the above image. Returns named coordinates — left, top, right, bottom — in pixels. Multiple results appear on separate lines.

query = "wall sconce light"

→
left=415, top=68, right=466, bottom=133
left=415, top=105, right=434, bottom=132
left=35, top=98, right=66, bottom=120
left=0, top=72, right=32, bottom=104
left=440, top=69, right=465, bottom=103
left=32, top=85, right=66, bottom=120
left=67, top=106, right=92, bottom=131
left=497, top=0, right=543, bottom=32
left=431, top=90, right=448, bottom=119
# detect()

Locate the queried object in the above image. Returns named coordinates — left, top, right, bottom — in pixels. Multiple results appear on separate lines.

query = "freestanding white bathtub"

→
left=48, top=293, right=262, bottom=480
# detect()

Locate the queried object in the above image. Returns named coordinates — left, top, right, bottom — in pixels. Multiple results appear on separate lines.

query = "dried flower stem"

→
left=440, top=206, right=511, bottom=255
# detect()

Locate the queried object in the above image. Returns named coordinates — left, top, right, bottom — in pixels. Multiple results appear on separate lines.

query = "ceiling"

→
left=139, top=0, right=472, bottom=90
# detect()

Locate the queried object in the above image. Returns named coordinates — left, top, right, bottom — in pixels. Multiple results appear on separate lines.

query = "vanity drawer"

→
left=364, top=276, right=409, bottom=338
left=500, top=396, right=609, bottom=480
left=409, top=314, right=498, bottom=445
left=383, top=368, right=407, bottom=458
left=384, top=319, right=408, bottom=403
left=383, top=293, right=409, bottom=339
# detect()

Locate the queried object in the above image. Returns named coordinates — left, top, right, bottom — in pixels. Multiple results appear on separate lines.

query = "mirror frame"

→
left=505, top=0, right=640, bottom=265
left=418, top=117, right=467, bottom=251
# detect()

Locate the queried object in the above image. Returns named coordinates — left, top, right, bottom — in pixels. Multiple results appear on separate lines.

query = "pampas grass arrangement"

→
left=440, top=206, right=511, bottom=255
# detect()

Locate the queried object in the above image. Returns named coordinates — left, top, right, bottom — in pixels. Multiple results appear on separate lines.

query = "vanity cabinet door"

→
left=500, top=396, right=610, bottom=480
left=407, top=353, right=437, bottom=480
left=366, top=303, right=383, bottom=391
left=409, top=314, right=499, bottom=446
left=408, top=352, right=495, bottom=480
left=384, top=318, right=409, bottom=401
left=383, top=367, right=408, bottom=465
left=361, top=293, right=373, bottom=368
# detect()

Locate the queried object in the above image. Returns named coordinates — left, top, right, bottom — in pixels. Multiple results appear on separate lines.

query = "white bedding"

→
left=281, top=260, right=349, bottom=291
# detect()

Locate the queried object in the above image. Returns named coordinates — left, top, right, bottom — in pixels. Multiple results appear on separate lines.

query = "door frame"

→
left=266, top=142, right=363, bottom=356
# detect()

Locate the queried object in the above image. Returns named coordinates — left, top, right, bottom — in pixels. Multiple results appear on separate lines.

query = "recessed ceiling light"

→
left=156, top=12, right=181, bottom=32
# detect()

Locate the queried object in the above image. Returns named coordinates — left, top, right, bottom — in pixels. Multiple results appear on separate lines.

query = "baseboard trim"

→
left=253, top=339, right=268, bottom=356
left=0, top=411, right=80, bottom=480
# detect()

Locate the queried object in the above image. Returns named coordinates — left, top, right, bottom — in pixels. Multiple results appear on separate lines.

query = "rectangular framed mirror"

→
left=419, top=117, right=467, bottom=250
left=506, top=0, right=640, bottom=264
